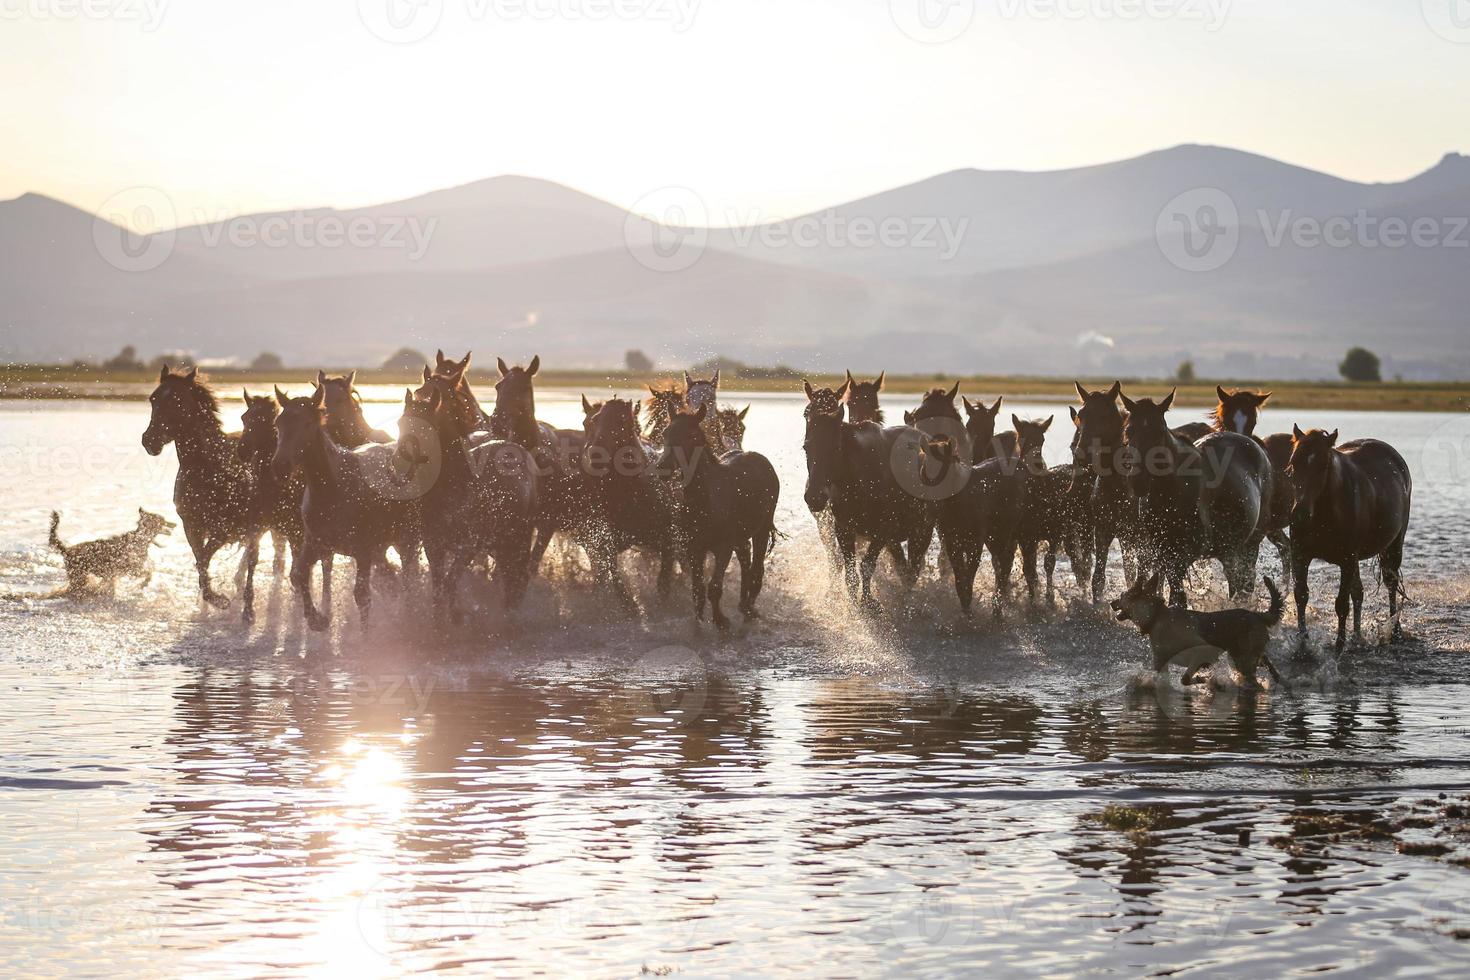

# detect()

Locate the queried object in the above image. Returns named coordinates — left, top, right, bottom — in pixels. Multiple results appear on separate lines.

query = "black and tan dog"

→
left=1112, top=573, right=1285, bottom=685
left=47, top=509, right=176, bottom=597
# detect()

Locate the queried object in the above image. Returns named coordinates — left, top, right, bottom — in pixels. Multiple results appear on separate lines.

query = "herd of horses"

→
left=139, top=357, right=1413, bottom=656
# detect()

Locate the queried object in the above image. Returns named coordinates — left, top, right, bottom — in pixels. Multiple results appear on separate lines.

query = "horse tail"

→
left=48, top=511, right=65, bottom=555
left=1262, top=576, right=1284, bottom=626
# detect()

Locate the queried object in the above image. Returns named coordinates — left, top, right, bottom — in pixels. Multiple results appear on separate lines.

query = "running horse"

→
left=1069, top=381, right=1141, bottom=602
left=657, top=404, right=779, bottom=629
left=316, top=370, right=392, bottom=446
left=238, top=391, right=309, bottom=586
left=1285, top=426, right=1411, bottom=650
left=1205, top=386, right=1295, bottom=583
left=643, top=383, right=685, bottom=444
left=803, top=386, right=934, bottom=609
left=271, top=385, right=423, bottom=630
left=1120, top=389, right=1273, bottom=607
left=843, top=370, right=885, bottom=424
left=683, top=370, right=725, bottom=454
left=397, top=378, right=538, bottom=622
left=141, top=367, right=260, bottom=620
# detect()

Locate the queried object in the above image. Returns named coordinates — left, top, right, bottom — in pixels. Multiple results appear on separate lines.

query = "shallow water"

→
left=2, top=392, right=1470, bottom=977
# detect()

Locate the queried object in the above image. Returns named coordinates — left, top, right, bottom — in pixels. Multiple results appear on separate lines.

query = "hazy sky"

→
left=3, top=0, right=1467, bottom=226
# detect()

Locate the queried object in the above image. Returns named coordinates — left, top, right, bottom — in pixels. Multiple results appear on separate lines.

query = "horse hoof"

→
left=241, top=607, right=255, bottom=626
left=713, top=615, right=731, bottom=632
left=306, top=614, right=328, bottom=633
left=205, top=593, right=230, bottom=610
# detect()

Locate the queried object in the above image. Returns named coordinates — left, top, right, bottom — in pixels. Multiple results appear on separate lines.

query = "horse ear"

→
left=436, top=349, right=447, bottom=367
left=1074, top=381, right=1087, bottom=402
left=1293, top=423, right=1305, bottom=442
left=904, top=410, right=915, bottom=426
left=274, top=385, right=289, bottom=407
left=1216, top=385, right=1229, bottom=401
left=345, top=370, right=356, bottom=387
left=1069, top=405, right=1079, bottom=423
left=711, top=369, right=719, bottom=387
left=695, top=402, right=708, bottom=422
left=1040, top=415, right=1054, bottom=431
left=1012, top=414, right=1022, bottom=431
left=946, top=381, right=960, bottom=401
left=423, top=365, right=432, bottom=383
left=803, top=379, right=816, bottom=400
left=990, top=396, right=1003, bottom=415
left=962, top=396, right=975, bottom=415
left=1119, top=392, right=1137, bottom=413
left=497, top=357, right=510, bottom=376
left=684, top=371, right=694, bottom=388
left=316, top=369, right=327, bottom=387
left=242, top=387, right=250, bottom=402
left=632, top=401, right=641, bottom=419
left=459, top=351, right=472, bottom=373
left=1327, top=429, right=1338, bottom=446
left=836, top=378, right=851, bottom=400
left=310, top=384, right=325, bottom=408
left=1106, top=381, right=1122, bottom=400
left=845, top=369, right=855, bottom=386
left=160, top=364, right=170, bottom=382
left=183, top=366, right=197, bottom=381
left=1255, top=391, right=1273, bottom=405
left=876, top=371, right=885, bottom=390
left=738, top=405, right=749, bottom=420
left=1161, top=388, right=1176, bottom=412
left=527, top=355, right=540, bottom=376
left=404, top=388, right=413, bottom=408
left=581, top=393, right=593, bottom=414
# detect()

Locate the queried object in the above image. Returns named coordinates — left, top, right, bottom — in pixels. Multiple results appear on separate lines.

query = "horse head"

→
left=843, top=369, right=885, bottom=424
left=963, top=395, right=1004, bottom=459
left=238, top=389, right=280, bottom=461
left=417, top=355, right=481, bottom=437
left=1119, top=388, right=1176, bottom=499
left=1211, top=386, right=1272, bottom=436
left=801, top=408, right=846, bottom=512
left=1070, top=380, right=1124, bottom=474
left=656, top=405, right=711, bottom=484
left=142, top=365, right=217, bottom=456
left=271, top=384, right=325, bottom=479
left=718, top=405, right=749, bottom=452
left=683, top=369, right=720, bottom=413
left=490, top=354, right=540, bottom=441
left=1012, top=415, right=1053, bottom=473
left=802, top=378, right=847, bottom=420
left=1286, top=424, right=1339, bottom=522
left=584, top=397, right=643, bottom=474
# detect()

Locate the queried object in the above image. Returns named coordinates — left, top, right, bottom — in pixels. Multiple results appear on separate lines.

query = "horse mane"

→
left=169, top=371, right=222, bottom=420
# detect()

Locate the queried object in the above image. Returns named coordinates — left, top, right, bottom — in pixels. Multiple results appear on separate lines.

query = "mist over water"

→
left=2, top=392, right=1470, bottom=975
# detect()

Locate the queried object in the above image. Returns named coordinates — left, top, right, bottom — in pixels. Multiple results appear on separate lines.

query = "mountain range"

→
left=4, top=144, right=1468, bottom=379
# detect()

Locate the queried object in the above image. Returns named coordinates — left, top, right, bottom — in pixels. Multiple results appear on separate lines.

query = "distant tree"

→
left=381, top=347, right=430, bottom=372
left=147, top=351, right=195, bottom=372
left=103, top=344, right=144, bottom=371
left=1175, top=359, right=1196, bottom=383
left=625, top=349, right=654, bottom=373
left=250, top=351, right=284, bottom=371
left=1339, top=347, right=1382, bottom=383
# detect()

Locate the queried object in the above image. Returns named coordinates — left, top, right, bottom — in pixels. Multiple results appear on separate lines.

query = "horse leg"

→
left=320, top=553, right=335, bottom=624
left=953, top=548, right=977, bottom=617
left=1383, top=529, right=1407, bottom=643
left=656, top=546, right=675, bottom=604
left=272, top=529, right=287, bottom=575
left=1292, top=552, right=1311, bottom=640
left=990, top=536, right=1015, bottom=621
left=353, top=556, right=373, bottom=629
left=735, top=540, right=753, bottom=615
left=708, top=545, right=734, bottom=631
left=1166, top=562, right=1188, bottom=609
left=293, top=538, right=328, bottom=631
left=859, top=539, right=884, bottom=612
left=1349, top=562, right=1365, bottom=643
left=746, top=528, right=770, bottom=618
left=1021, top=540, right=1040, bottom=605
left=240, top=534, right=261, bottom=626
left=1267, top=529, right=1292, bottom=589
left=1091, top=526, right=1113, bottom=604
left=1043, top=540, right=1057, bottom=603
left=688, top=546, right=707, bottom=622
left=1333, top=564, right=1352, bottom=652
left=837, top=529, right=859, bottom=601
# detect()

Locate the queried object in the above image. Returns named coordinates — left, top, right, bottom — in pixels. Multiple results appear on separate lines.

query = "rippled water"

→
left=2, top=392, right=1470, bottom=976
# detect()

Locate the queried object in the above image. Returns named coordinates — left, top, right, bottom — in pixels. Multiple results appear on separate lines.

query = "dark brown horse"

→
left=657, top=404, right=778, bottom=629
left=238, top=391, right=310, bottom=588
left=1286, top=426, right=1411, bottom=650
left=1204, top=386, right=1296, bottom=583
left=489, top=355, right=588, bottom=571
left=271, top=385, right=422, bottom=630
left=962, top=395, right=1016, bottom=463
left=1070, top=381, right=1141, bottom=602
left=717, top=405, right=749, bottom=454
left=142, top=367, right=259, bottom=619
left=906, top=382, right=968, bottom=462
left=1120, top=389, right=1274, bottom=606
left=582, top=398, right=682, bottom=608
left=803, top=399, right=934, bottom=609
left=316, top=370, right=392, bottom=446
left=843, top=370, right=885, bottom=424
left=397, top=382, right=538, bottom=622
left=802, top=379, right=849, bottom=420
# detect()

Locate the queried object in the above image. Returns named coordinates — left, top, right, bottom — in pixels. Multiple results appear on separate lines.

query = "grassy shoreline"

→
left=2, top=366, right=1467, bottom=413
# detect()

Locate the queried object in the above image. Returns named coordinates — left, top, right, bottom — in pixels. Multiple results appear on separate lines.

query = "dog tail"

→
left=48, top=511, right=65, bottom=555
left=1262, top=575, right=1284, bottom=627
